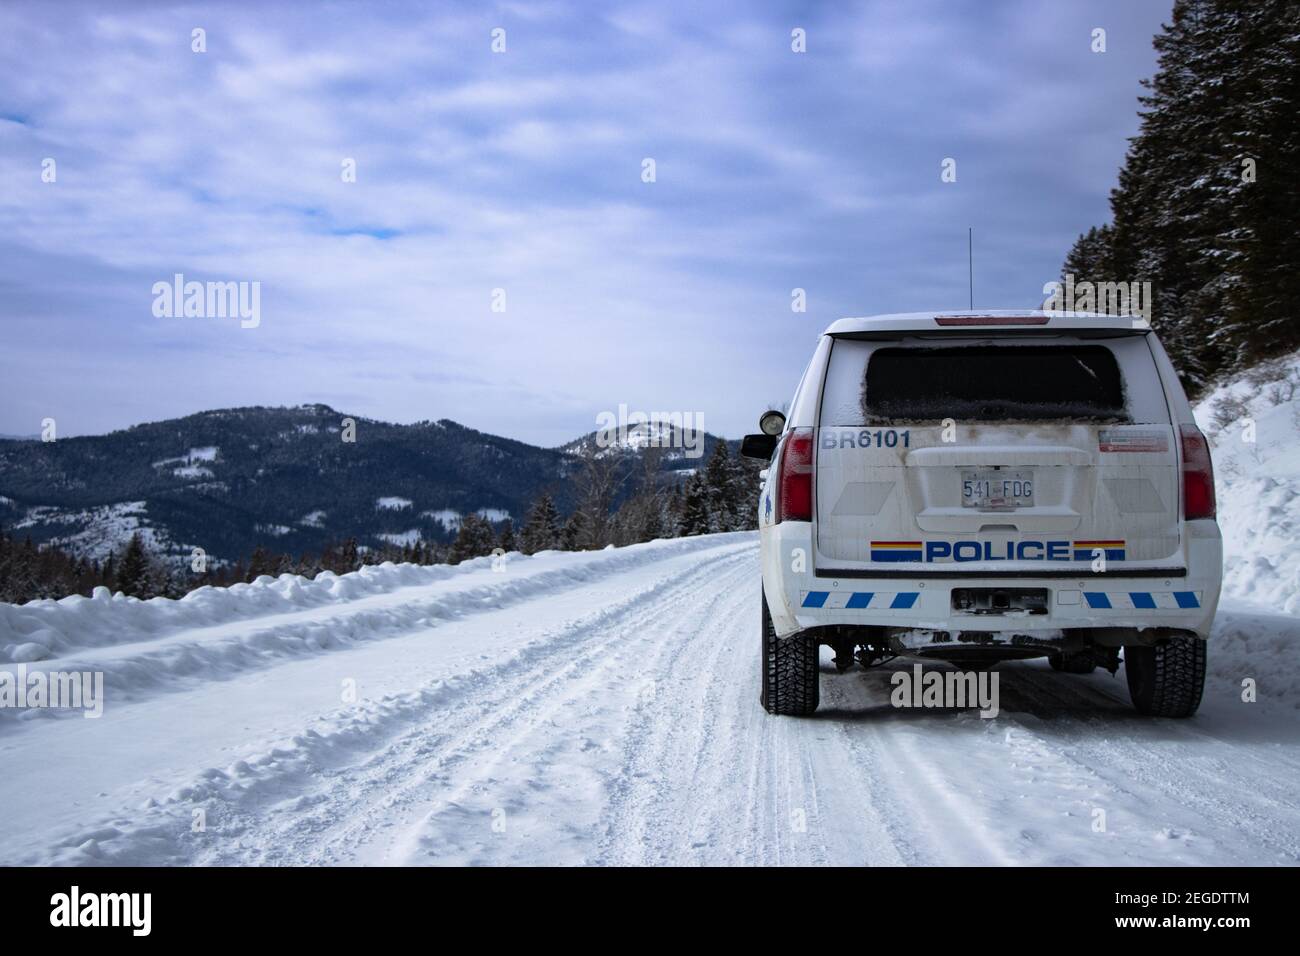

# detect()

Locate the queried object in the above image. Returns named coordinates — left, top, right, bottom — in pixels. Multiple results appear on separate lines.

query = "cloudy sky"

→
left=0, top=0, right=1171, bottom=445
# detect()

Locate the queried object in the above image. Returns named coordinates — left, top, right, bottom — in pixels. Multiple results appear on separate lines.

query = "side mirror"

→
left=759, top=410, right=786, bottom=436
left=741, top=433, right=778, bottom=460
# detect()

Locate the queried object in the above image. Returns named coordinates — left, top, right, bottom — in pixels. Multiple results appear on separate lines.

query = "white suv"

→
left=743, top=311, right=1222, bottom=718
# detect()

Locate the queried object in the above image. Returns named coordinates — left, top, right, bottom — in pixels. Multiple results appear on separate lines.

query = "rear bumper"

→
left=761, top=521, right=1222, bottom=639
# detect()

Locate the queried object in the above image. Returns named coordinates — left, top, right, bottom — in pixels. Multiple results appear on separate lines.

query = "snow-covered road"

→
left=1, top=533, right=1298, bottom=866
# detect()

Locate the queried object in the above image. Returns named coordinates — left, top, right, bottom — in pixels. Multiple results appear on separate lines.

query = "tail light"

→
left=935, top=314, right=1050, bottom=326
left=1179, top=424, right=1216, bottom=520
left=775, top=428, right=814, bottom=522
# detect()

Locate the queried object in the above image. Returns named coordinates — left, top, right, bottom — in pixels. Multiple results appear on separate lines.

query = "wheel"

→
left=1049, top=651, right=1097, bottom=674
left=1124, top=636, right=1206, bottom=717
left=761, top=588, right=819, bottom=715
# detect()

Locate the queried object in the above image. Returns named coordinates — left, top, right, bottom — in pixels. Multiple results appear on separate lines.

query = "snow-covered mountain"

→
left=0, top=405, right=702, bottom=567
left=556, top=420, right=728, bottom=466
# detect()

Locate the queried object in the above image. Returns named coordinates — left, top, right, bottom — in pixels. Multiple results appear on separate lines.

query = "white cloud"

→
left=0, top=0, right=1172, bottom=444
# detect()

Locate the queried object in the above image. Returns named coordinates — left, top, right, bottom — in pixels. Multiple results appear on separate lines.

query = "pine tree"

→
left=678, top=475, right=711, bottom=536
left=497, top=519, right=517, bottom=554
left=1062, top=0, right=1300, bottom=390
left=560, top=512, right=583, bottom=550
left=338, top=538, right=360, bottom=573
left=115, top=532, right=151, bottom=598
left=703, top=441, right=740, bottom=532
left=727, top=452, right=761, bottom=531
left=665, top=480, right=685, bottom=534
left=448, top=513, right=497, bottom=564
left=2, top=537, right=20, bottom=602
left=520, top=494, right=561, bottom=554
left=246, top=545, right=274, bottom=581
left=1061, top=225, right=1116, bottom=287
left=641, top=494, right=664, bottom=541
left=0, top=529, right=114, bottom=603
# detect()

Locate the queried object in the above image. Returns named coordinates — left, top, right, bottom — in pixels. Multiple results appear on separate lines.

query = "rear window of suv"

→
left=819, top=336, right=1170, bottom=425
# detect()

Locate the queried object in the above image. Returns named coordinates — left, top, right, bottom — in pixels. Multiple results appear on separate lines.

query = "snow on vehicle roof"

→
left=825, top=310, right=1148, bottom=335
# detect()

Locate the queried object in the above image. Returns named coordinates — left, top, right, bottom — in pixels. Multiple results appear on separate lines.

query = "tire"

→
left=760, top=588, right=819, bottom=716
left=1124, top=636, right=1206, bottom=717
left=1049, top=652, right=1097, bottom=674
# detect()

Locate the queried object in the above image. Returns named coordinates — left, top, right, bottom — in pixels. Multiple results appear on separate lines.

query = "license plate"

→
left=961, top=469, right=1034, bottom=510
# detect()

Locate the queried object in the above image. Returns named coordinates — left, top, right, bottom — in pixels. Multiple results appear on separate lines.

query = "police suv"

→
left=743, top=311, right=1221, bottom=718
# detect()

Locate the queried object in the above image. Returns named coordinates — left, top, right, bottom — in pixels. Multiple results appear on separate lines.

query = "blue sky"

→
left=0, top=0, right=1171, bottom=445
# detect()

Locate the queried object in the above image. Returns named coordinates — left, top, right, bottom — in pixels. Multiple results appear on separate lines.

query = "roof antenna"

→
left=968, top=227, right=974, bottom=310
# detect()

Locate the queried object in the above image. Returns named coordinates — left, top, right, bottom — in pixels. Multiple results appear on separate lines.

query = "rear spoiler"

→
left=829, top=327, right=1152, bottom=341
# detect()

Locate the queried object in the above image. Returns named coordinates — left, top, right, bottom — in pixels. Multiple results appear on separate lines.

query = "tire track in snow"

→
left=381, top=546, right=762, bottom=866
left=998, top=665, right=1300, bottom=864
left=816, top=667, right=1008, bottom=866
left=596, top=579, right=910, bottom=867
left=592, top=554, right=767, bottom=864
left=202, top=543, right=759, bottom=865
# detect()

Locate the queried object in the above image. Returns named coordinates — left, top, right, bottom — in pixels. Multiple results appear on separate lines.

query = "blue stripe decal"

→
left=846, top=592, right=873, bottom=609
left=1129, top=592, right=1156, bottom=609
left=802, top=591, right=829, bottom=608
left=1174, top=591, right=1201, bottom=609
left=891, top=592, right=919, bottom=609
left=871, top=551, right=923, bottom=562
left=1084, top=592, right=1111, bottom=609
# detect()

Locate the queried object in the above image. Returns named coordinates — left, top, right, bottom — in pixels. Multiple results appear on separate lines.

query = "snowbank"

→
left=0, top=533, right=753, bottom=669
left=1208, top=601, right=1300, bottom=710
left=1194, top=350, right=1300, bottom=614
